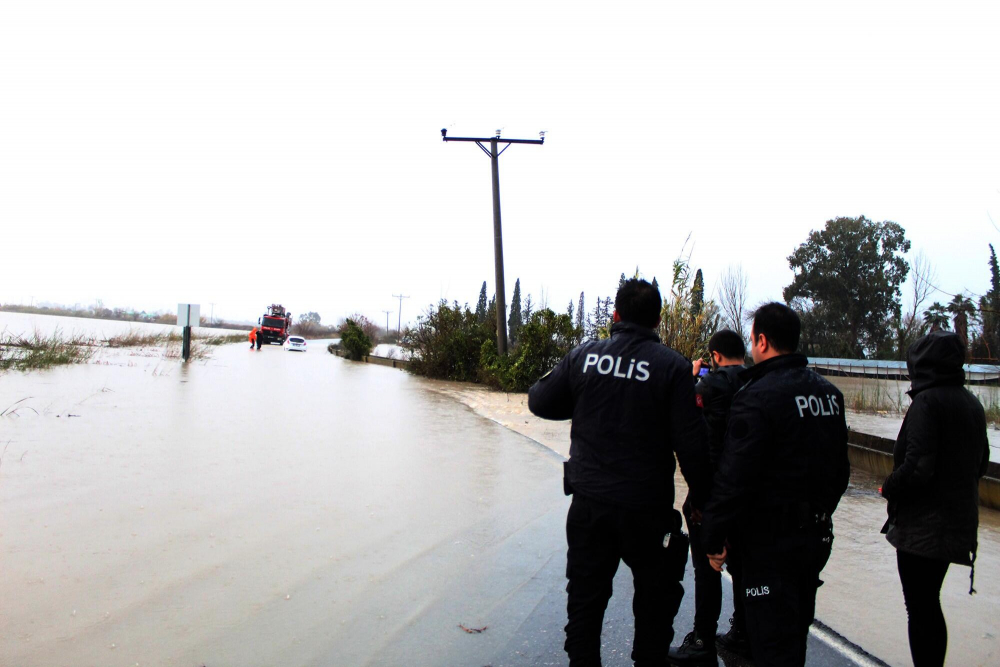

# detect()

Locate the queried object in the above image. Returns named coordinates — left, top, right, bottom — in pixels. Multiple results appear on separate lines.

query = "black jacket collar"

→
left=740, top=353, right=809, bottom=383
left=610, top=321, right=661, bottom=342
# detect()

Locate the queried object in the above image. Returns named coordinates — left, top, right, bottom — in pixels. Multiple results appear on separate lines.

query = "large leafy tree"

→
left=784, top=216, right=910, bottom=358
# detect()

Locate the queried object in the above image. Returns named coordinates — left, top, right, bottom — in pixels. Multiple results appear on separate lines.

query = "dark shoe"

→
left=715, top=620, right=752, bottom=660
left=668, top=631, right=717, bottom=666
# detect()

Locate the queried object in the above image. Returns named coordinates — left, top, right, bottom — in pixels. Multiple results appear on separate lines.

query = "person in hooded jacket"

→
left=881, top=330, right=990, bottom=667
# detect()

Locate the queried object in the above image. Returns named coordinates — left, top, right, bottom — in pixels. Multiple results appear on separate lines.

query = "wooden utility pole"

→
left=442, top=128, right=545, bottom=355
left=392, top=294, right=410, bottom=336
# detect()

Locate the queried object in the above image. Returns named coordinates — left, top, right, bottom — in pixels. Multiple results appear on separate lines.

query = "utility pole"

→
left=392, top=294, right=410, bottom=337
left=381, top=309, right=393, bottom=341
left=442, top=127, right=545, bottom=355
left=209, top=302, right=215, bottom=325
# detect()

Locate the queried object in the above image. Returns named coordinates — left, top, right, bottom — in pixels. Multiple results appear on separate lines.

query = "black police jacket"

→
left=881, top=331, right=990, bottom=566
left=695, top=364, right=746, bottom=467
left=701, top=354, right=850, bottom=554
left=527, top=321, right=712, bottom=511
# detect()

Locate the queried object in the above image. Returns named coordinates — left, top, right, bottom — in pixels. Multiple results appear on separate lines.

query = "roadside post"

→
left=177, top=303, right=200, bottom=362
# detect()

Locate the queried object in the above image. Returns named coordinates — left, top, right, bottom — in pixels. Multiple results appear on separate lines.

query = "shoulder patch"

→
left=695, top=394, right=704, bottom=408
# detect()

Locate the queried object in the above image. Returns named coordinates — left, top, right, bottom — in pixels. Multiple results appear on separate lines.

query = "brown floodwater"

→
left=0, top=329, right=569, bottom=666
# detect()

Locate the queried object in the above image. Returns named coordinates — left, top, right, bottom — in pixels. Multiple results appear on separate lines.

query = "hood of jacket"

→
left=907, top=330, right=966, bottom=396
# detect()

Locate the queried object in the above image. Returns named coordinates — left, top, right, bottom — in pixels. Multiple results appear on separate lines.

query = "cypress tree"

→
left=475, top=281, right=488, bottom=323
left=508, top=279, right=523, bottom=345
left=691, top=269, right=705, bottom=316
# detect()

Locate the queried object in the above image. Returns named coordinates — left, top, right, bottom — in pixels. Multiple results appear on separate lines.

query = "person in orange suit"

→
left=249, top=327, right=257, bottom=350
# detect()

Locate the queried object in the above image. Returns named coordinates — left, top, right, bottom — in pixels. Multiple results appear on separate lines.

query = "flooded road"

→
left=1, top=336, right=568, bottom=666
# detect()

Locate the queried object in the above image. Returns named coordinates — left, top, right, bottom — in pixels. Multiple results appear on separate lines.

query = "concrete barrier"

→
left=329, top=347, right=411, bottom=370
left=847, top=429, right=1000, bottom=510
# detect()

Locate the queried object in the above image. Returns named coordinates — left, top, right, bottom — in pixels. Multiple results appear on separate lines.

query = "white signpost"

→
left=177, top=303, right=200, bottom=328
left=177, top=303, right=200, bottom=361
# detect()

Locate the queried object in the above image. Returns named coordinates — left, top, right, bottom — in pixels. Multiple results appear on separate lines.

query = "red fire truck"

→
left=257, top=304, right=292, bottom=345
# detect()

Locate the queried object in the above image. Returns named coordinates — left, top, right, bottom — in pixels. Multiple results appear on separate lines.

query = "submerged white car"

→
left=284, top=335, right=307, bottom=352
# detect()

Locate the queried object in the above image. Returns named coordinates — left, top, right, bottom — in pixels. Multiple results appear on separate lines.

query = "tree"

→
left=295, top=311, right=323, bottom=337
left=923, top=302, right=950, bottom=331
left=894, top=251, right=937, bottom=357
left=567, top=299, right=574, bottom=325
left=618, top=272, right=627, bottom=292
left=508, top=279, right=523, bottom=346
left=718, top=264, right=749, bottom=345
left=576, top=292, right=585, bottom=330
left=475, top=281, right=488, bottom=323
left=691, top=269, right=705, bottom=316
left=340, top=318, right=373, bottom=361
left=480, top=309, right=577, bottom=392
left=784, top=216, right=911, bottom=358
left=402, top=301, right=493, bottom=381
left=522, top=293, right=534, bottom=323
left=975, top=245, right=1000, bottom=360
left=947, top=294, right=977, bottom=350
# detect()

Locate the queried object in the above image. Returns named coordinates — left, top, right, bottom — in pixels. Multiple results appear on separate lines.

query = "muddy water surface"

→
left=1, top=333, right=567, bottom=666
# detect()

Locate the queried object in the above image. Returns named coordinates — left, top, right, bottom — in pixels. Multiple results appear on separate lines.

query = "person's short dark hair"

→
left=615, top=279, right=662, bottom=328
left=708, top=329, right=746, bottom=361
left=751, top=302, right=800, bottom=353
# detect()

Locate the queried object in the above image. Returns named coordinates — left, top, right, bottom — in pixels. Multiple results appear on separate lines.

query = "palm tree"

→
left=947, top=294, right=978, bottom=348
left=923, top=302, right=950, bottom=332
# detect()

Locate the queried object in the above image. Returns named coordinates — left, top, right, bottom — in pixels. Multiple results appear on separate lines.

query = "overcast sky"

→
left=2, top=1, right=998, bottom=327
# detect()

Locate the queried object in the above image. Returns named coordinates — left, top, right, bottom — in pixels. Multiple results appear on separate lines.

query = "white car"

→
left=284, top=336, right=307, bottom=352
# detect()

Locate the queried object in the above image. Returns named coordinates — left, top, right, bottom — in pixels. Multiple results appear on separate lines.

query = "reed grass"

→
left=0, top=330, right=95, bottom=371
left=1, top=326, right=245, bottom=372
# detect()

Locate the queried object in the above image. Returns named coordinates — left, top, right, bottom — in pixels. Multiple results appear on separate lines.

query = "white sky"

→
left=2, top=1, right=998, bottom=327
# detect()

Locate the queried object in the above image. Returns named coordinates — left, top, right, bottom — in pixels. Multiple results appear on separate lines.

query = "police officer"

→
left=528, top=279, right=712, bottom=667
left=701, top=303, right=850, bottom=666
left=669, top=329, right=749, bottom=665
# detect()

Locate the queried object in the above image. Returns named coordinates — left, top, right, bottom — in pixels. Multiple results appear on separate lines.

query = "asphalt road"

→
left=486, top=540, right=885, bottom=667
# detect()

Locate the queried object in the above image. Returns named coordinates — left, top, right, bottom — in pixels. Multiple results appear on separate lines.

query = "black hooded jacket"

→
left=527, top=321, right=712, bottom=511
left=881, top=331, right=990, bottom=566
left=695, top=364, right=746, bottom=466
left=700, top=354, right=850, bottom=554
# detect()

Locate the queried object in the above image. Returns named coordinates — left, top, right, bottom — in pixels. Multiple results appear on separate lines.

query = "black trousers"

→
left=564, top=494, right=688, bottom=667
left=688, top=520, right=746, bottom=638
left=897, top=549, right=950, bottom=667
left=739, top=522, right=832, bottom=667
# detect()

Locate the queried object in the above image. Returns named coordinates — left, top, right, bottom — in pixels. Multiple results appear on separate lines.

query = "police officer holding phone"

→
left=529, top=279, right=712, bottom=667
left=701, top=303, right=850, bottom=667
left=670, top=330, right=749, bottom=665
